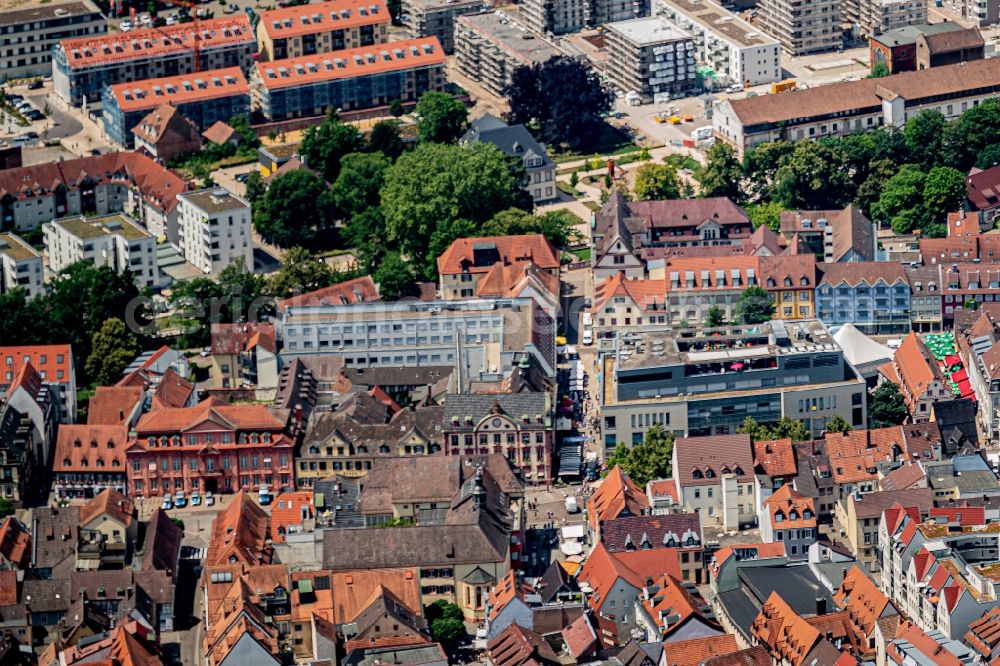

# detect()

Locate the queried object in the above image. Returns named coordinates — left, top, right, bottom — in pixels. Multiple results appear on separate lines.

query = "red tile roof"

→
left=578, top=542, right=680, bottom=613
left=673, top=434, right=754, bottom=487
left=211, top=322, right=277, bottom=355
left=881, top=332, right=944, bottom=412
left=561, top=613, right=597, bottom=658
left=751, top=591, right=822, bottom=666
left=879, top=461, right=926, bottom=491
left=965, top=607, right=1000, bottom=662
left=270, top=490, right=313, bottom=543
left=59, top=16, right=253, bottom=70
left=968, top=164, right=1000, bottom=212
left=132, top=397, right=287, bottom=438
left=753, top=438, right=797, bottom=478
left=54, top=424, right=128, bottom=474
left=204, top=491, right=273, bottom=567
left=817, top=261, right=908, bottom=287
left=763, top=484, right=816, bottom=530
left=593, top=272, right=665, bottom=312
left=0, top=345, right=73, bottom=387
left=486, top=623, right=559, bottom=666
left=109, top=67, right=249, bottom=113
left=87, top=386, right=143, bottom=425
left=640, top=573, right=717, bottom=639
left=0, top=516, right=30, bottom=569
left=587, top=465, right=650, bottom=532
left=152, top=368, right=195, bottom=410
left=80, top=488, right=135, bottom=528
left=709, top=543, right=786, bottom=579
left=760, top=254, right=816, bottom=290
left=661, top=635, right=740, bottom=666
left=833, top=565, right=894, bottom=655
left=889, top=621, right=966, bottom=665
left=202, top=120, right=238, bottom=145
left=254, top=37, right=445, bottom=91
left=664, top=256, right=761, bottom=292
left=475, top=262, right=559, bottom=301
left=258, top=0, right=389, bottom=40
left=276, top=275, right=380, bottom=312
left=437, top=234, right=560, bottom=276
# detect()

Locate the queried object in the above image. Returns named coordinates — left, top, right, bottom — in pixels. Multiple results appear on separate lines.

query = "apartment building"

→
left=276, top=294, right=557, bottom=386
left=778, top=206, right=875, bottom=263
left=605, top=17, right=697, bottom=101
left=53, top=16, right=256, bottom=105
left=0, top=344, right=77, bottom=424
left=941, top=0, right=1000, bottom=25
left=845, top=0, right=926, bottom=39
left=0, top=0, right=105, bottom=80
left=520, top=0, right=650, bottom=36
left=759, top=254, right=816, bottom=321
left=462, top=116, right=557, bottom=204
left=656, top=0, right=781, bottom=87
left=437, top=233, right=560, bottom=300
left=401, top=0, right=486, bottom=53
left=256, top=0, right=389, bottom=61
left=815, top=262, right=911, bottom=334
left=43, top=214, right=159, bottom=288
left=176, top=188, right=253, bottom=275
left=663, top=256, right=759, bottom=325
left=715, top=58, right=1000, bottom=156
left=249, top=37, right=446, bottom=120
left=454, top=12, right=560, bottom=98
left=671, top=434, right=756, bottom=530
left=755, top=0, right=840, bottom=55
left=599, top=319, right=867, bottom=449
left=101, top=68, right=250, bottom=148
left=0, top=233, right=43, bottom=298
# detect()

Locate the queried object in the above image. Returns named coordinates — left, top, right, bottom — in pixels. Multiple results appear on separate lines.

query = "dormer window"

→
left=789, top=510, right=798, bottom=520
left=705, top=469, right=715, bottom=478
left=692, top=470, right=703, bottom=479
left=775, top=512, right=784, bottom=522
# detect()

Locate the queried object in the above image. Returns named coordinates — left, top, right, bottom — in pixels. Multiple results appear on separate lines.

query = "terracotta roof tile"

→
left=763, top=485, right=816, bottom=530
left=760, top=254, right=816, bottom=290
left=0, top=517, right=30, bottom=570
left=270, top=490, right=313, bottom=543
left=587, top=465, right=650, bottom=532
left=879, top=461, right=926, bottom=491
left=202, top=120, right=238, bottom=145
left=965, top=607, right=1000, bottom=660
left=211, top=322, right=277, bottom=355
left=673, top=434, right=754, bottom=487
left=110, top=68, right=248, bottom=114
left=599, top=513, right=701, bottom=553
left=889, top=621, right=966, bottom=665
left=664, top=256, right=761, bottom=292
left=437, top=234, right=559, bottom=276
left=0, top=345, right=73, bottom=387
left=53, top=425, right=128, bottom=474
left=751, top=591, right=821, bottom=666
left=753, top=438, right=797, bottom=478
left=832, top=565, right=894, bottom=659
left=593, top=272, right=665, bottom=312
left=151, top=368, right=195, bottom=410
left=639, top=573, right=717, bottom=639
left=133, top=397, right=287, bottom=436
left=204, top=491, right=273, bottom=567
left=709, top=543, right=786, bottom=580
left=79, top=488, right=134, bottom=528
left=578, top=542, right=680, bottom=613
left=486, top=623, right=559, bottom=666
left=87, top=386, right=143, bottom=425
left=661, top=635, right=739, bottom=666
left=275, top=275, right=380, bottom=313
left=258, top=0, right=388, bottom=40
left=561, top=613, right=597, bottom=658
left=701, top=646, right=771, bottom=666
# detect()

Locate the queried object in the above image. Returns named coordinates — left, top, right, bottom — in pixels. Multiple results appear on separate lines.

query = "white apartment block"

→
left=845, top=0, right=927, bottom=38
left=0, top=233, right=43, bottom=298
left=756, top=0, right=841, bottom=55
left=176, top=188, right=253, bottom=275
left=43, top=214, right=159, bottom=288
left=656, top=0, right=780, bottom=86
left=942, top=0, right=1000, bottom=25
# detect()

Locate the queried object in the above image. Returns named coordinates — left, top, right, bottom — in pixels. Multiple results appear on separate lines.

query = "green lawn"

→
left=569, top=247, right=591, bottom=261
left=552, top=123, right=640, bottom=163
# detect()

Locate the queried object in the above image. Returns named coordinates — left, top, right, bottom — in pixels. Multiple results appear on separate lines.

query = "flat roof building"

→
left=845, top=0, right=927, bottom=40
left=714, top=57, right=1000, bottom=156
left=599, top=319, right=867, bottom=449
left=401, top=0, right=488, bottom=53
left=43, top=214, right=160, bottom=288
left=520, top=0, right=650, bottom=36
left=454, top=11, right=560, bottom=97
left=656, top=0, right=780, bottom=87
left=53, top=16, right=256, bottom=105
left=176, top=188, right=253, bottom=275
left=0, top=233, right=43, bottom=299
left=101, top=67, right=251, bottom=148
left=0, top=0, right=105, bottom=80
left=605, top=17, right=697, bottom=102
left=756, top=0, right=840, bottom=55
left=256, top=0, right=390, bottom=61
left=249, top=37, right=446, bottom=120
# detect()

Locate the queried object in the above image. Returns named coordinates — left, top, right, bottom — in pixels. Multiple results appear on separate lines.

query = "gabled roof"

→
left=152, top=368, right=195, bottom=410
left=462, top=115, right=553, bottom=168
left=587, top=465, right=650, bottom=531
left=80, top=488, right=134, bottom=528
left=53, top=425, right=128, bottom=474
left=964, top=607, right=1000, bottom=661
left=211, top=322, right=277, bottom=356
left=660, top=635, right=740, bottom=666
left=760, top=254, right=816, bottom=289
left=133, top=397, right=287, bottom=436
left=753, top=438, right=797, bottom=478
left=204, top=491, right=272, bottom=567
left=476, top=261, right=559, bottom=302
left=578, top=542, right=680, bottom=612
left=202, top=120, right=238, bottom=145
left=673, top=434, right=754, bottom=487
left=640, top=573, right=718, bottom=639
left=561, top=613, right=597, bottom=658
left=0, top=345, right=73, bottom=387
left=817, top=261, right=907, bottom=287
left=888, top=621, right=968, bottom=666
left=592, top=272, right=664, bottom=312
left=486, top=623, right=560, bottom=666
left=833, top=566, right=894, bottom=643
left=879, top=461, right=926, bottom=491
left=0, top=517, right=30, bottom=569
left=131, top=104, right=201, bottom=147
left=884, top=332, right=944, bottom=409
left=599, top=513, right=701, bottom=553
left=275, top=275, right=380, bottom=312
left=87, top=386, right=143, bottom=425
left=141, top=507, right=183, bottom=573
left=270, top=490, right=313, bottom=542
left=763, top=485, right=815, bottom=530
left=436, top=234, right=560, bottom=275
left=750, top=591, right=821, bottom=666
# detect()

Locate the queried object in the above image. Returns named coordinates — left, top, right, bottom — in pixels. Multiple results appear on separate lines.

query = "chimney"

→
left=816, top=597, right=826, bottom=615
left=472, top=466, right=486, bottom=510
left=842, top=568, right=847, bottom=583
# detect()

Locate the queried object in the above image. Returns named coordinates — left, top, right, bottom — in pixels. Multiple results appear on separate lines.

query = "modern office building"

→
left=0, top=233, right=43, bottom=298
left=605, top=17, right=697, bottom=101
left=256, top=0, right=390, bottom=61
left=520, top=0, right=650, bottom=36
left=175, top=188, right=253, bottom=275
left=461, top=115, right=558, bottom=203
left=0, top=0, right=105, bottom=80
left=656, top=0, right=780, bottom=87
left=599, top=319, right=867, bottom=449
left=249, top=37, right=446, bottom=120
left=401, top=0, right=486, bottom=53
left=276, top=295, right=557, bottom=387
left=454, top=11, right=560, bottom=97
left=755, top=0, right=841, bottom=55
left=845, top=0, right=926, bottom=39
left=714, top=58, right=1000, bottom=156
left=53, top=16, right=256, bottom=105
left=43, top=214, right=160, bottom=288
left=101, top=68, right=251, bottom=148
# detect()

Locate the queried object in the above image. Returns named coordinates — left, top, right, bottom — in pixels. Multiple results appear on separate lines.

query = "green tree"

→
left=268, top=247, right=336, bottom=298
left=870, top=382, right=908, bottom=428
left=736, top=416, right=769, bottom=442
left=872, top=166, right=926, bottom=233
left=698, top=142, right=743, bottom=201
left=923, top=166, right=967, bottom=224
left=382, top=142, right=529, bottom=279
left=253, top=169, right=336, bottom=247
left=976, top=143, right=1000, bottom=169
left=904, top=110, right=945, bottom=170
left=388, top=99, right=405, bottom=117
left=569, top=171, right=579, bottom=188
left=426, top=218, right=477, bottom=280
left=344, top=207, right=388, bottom=270
left=825, top=414, right=852, bottom=434
left=227, top=114, right=261, bottom=149
left=742, top=141, right=794, bottom=203
left=372, top=252, right=416, bottom=301
left=482, top=208, right=578, bottom=247
left=426, top=600, right=464, bottom=624
left=704, top=305, right=725, bottom=327
left=0, top=499, right=14, bottom=518
left=735, top=286, right=775, bottom=324
left=770, top=416, right=811, bottom=442
left=415, top=91, right=468, bottom=144
left=773, top=141, right=854, bottom=209
left=869, top=61, right=890, bottom=78
left=299, top=114, right=366, bottom=182
left=243, top=170, right=265, bottom=204
left=943, top=98, right=1000, bottom=171
left=605, top=425, right=674, bottom=486
left=171, top=259, right=272, bottom=348
left=503, top=56, right=613, bottom=150
left=86, top=318, right=140, bottom=387
left=854, top=158, right=897, bottom=217
left=746, top=201, right=785, bottom=232
left=0, top=289, right=42, bottom=346
left=368, top=120, right=405, bottom=160
left=331, top=152, right=390, bottom=221
left=633, top=163, right=681, bottom=201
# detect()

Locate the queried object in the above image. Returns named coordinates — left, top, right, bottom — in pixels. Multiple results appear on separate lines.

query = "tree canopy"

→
left=368, top=119, right=405, bottom=160
left=414, top=91, right=468, bottom=144
left=299, top=113, right=366, bottom=182
left=605, top=424, right=674, bottom=486
left=268, top=247, right=340, bottom=298
left=870, top=382, right=908, bottom=428
left=253, top=169, right=336, bottom=248
left=633, top=163, right=681, bottom=201
left=503, top=56, right=613, bottom=150
left=737, top=416, right=810, bottom=442
left=735, top=286, right=775, bottom=324
left=698, top=142, right=743, bottom=201
left=86, top=318, right=140, bottom=387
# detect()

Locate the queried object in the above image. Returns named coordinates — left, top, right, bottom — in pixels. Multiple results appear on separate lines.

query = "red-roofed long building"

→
left=52, top=424, right=129, bottom=499
left=126, top=398, right=294, bottom=499
left=53, top=16, right=257, bottom=105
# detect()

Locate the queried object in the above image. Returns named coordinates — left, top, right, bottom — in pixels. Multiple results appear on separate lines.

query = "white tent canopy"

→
left=833, top=323, right=893, bottom=375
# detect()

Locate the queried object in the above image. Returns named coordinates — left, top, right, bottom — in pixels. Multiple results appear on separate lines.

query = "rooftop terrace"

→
left=54, top=214, right=150, bottom=242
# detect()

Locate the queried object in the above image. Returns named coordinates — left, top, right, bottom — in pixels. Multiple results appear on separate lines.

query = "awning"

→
left=945, top=354, right=962, bottom=366
left=958, top=379, right=974, bottom=397
left=951, top=369, right=969, bottom=383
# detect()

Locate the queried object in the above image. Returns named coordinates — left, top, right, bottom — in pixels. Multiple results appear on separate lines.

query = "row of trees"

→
left=698, top=100, right=1000, bottom=234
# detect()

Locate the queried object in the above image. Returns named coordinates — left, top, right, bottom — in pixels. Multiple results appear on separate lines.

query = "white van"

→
left=582, top=330, right=594, bottom=346
left=582, top=312, right=593, bottom=328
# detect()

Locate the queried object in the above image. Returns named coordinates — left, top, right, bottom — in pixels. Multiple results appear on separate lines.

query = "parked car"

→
left=174, top=492, right=187, bottom=508
left=161, top=496, right=173, bottom=510
left=205, top=491, right=215, bottom=506
left=191, top=492, right=201, bottom=506
left=119, top=19, right=132, bottom=31
left=582, top=312, right=593, bottom=328
left=582, top=329, right=593, bottom=346
left=27, top=80, right=43, bottom=90
left=585, top=460, right=599, bottom=482
left=235, top=172, right=249, bottom=183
